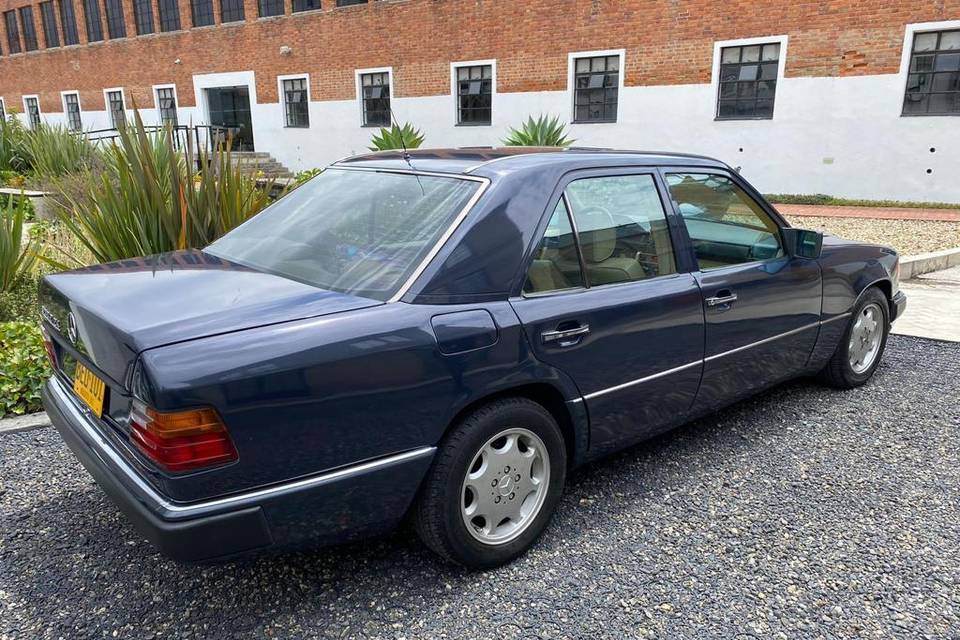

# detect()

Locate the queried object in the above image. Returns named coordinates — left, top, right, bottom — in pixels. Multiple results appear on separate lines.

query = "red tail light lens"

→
left=40, top=325, right=57, bottom=369
left=129, top=401, right=238, bottom=472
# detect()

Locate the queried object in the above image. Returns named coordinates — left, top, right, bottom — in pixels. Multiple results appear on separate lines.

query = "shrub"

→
left=368, top=123, right=425, bottom=151
left=21, top=125, right=97, bottom=179
left=0, top=321, right=48, bottom=417
left=294, top=168, right=322, bottom=186
left=0, top=114, right=28, bottom=174
left=0, top=194, right=37, bottom=292
left=0, top=273, right=39, bottom=323
left=53, top=110, right=274, bottom=263
left=502, top=115, right=575, bottom=148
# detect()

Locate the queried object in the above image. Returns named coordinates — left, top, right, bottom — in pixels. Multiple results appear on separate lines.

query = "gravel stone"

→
left=1, top=335, right=958, bottom=639
left=782, top=215, right=960, bottom=256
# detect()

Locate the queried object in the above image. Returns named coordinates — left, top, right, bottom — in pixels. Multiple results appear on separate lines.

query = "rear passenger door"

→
left=663, top=170, right=822, bottom=411
left=511, top=171, right=704, bottom=458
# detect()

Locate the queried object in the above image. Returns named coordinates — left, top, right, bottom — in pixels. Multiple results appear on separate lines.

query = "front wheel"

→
left=818, top=287, right=890, bottom=389
left=413, top=398, right=567, bottom=568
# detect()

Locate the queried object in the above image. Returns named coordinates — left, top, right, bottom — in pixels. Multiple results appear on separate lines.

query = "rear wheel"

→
left=413, top=398, right=566, bottom=568
left=819, top=287, right=890, bottom=389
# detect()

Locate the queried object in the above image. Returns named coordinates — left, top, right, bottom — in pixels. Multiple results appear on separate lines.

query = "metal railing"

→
left=81, top=124, right=234, bottom=152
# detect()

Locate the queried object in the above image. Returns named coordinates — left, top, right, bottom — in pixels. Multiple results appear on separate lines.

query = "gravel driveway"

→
left=1, top=335, right=958, bottom=639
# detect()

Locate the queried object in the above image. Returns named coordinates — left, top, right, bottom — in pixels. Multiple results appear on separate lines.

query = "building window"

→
left=157, top=0, right=181, bottom=31
left=191, top=0, right=213, bottom=26
left=133, top=0, right=154, bottom=34
left=40, top=1, right=60, bottom=47
left=903, top=29, right=960, bottom=116
left=336, top=0, right=366, bottom=5
left=58, top=0, right=79, bottom=45
left=291, top=0, right=319, bottom=11
left=106, top=90, right=125, bottom=129
left=82, top=0, right=103, bottom=41
left=24, top=97, right=41, bottom=129
left=4, top=11, right=21, bottom=53
left=156, top=87, right=178, bottom=127
left=281, top=78, right=309, bottom=127
left=220, top=0, right=244, bottom=23
left=455, top=64, right=493, bottom=125
left=717, top=43, right=780, bottom=119
left=258, top=0, right=283, bottom=17
left=360, top=71, right=390, bottom=127
left=19, top=7, right=39, bottom=51
left=103, top=0, right=126, bottom=38
left=573, top=54, right=619, bottom=123
left=63, top=93, right=82, bottom=130
left=0, top=100, right=6, bottom=121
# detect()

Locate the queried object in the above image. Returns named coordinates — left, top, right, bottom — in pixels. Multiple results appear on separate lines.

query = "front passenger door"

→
left=511, top=172, right=704, bottom=458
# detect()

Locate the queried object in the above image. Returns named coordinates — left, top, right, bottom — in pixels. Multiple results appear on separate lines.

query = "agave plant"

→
left=502, top=114, right=575, bottom=148
left=52, top=108, right=274, bottom=264
left=368, top=122, right=425, bottom=152
left=21, top=125, right=97, bottom=178
left=0, top=194, right=37, bottom=292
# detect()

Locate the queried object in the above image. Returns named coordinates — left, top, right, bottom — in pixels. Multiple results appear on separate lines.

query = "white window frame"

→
left=898, top=20, right=960, bottom=117
left=0, top=97, right=5, bottom=121
left=60, top=90, right=83, bottom=130
left=567, top=48, right=626, bottom=124
left=152, top=83, right=179, bottom=126
left=22, top=94, right=41, bottom=129
left=103, top=86, right=126, bottom=129
left=276, top=73, right=311, bottom=128
left=355, top=66, right=393, bottom=127
left=450, top=58, right=497, bottom=126
left=711, top=34, right=789, bottom=120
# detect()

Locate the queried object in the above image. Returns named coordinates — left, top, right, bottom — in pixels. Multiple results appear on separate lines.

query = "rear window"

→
left=207, top=168, right=482, bottom=301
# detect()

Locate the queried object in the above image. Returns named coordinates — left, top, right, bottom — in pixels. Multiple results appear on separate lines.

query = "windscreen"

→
left=206, top=168, right=481, bottom=301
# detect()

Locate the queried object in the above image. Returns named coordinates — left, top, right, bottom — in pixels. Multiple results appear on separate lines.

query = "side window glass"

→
left=665, top=173, right=784, bottom=270
left=565, top=174, right=676, bottom=286
left=523, top=199, right=584, bottom=294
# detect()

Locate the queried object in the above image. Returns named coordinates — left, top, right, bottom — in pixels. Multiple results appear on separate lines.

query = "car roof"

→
left=333, top=147, right=729, bottom=177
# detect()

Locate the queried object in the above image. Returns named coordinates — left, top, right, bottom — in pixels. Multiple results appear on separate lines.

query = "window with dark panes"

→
left=456, top=64, right=492, bottom=125
left=107, top=90, right=125, bottom=129
left=58, top=0, right=79, bottom=44
left=258, top=0, right=283, bottom=16
left=103, top=0, right=126, bottom=38
left=4, top=11, right=21, bottom=53
left=573, top=55, right=619, bottom=123
left=158, top=0, right=181, bottom=31
left=25, top=97, right=41, bottom=129
left=282, top=78, right=309, bottom=128
left=0, top=101, right=5, bottom=121
left=64, top=93, right=82, bottom=130
left=82, top=0, right=103, bottom=41
left=156, top=87, right=178, bottom=126
left=336, top=0, right=367, bottom=6
left=903, top=30, right=960, bottom=116
left=360, top=72, right=390, bottom=127
left=191, top=0, right=213, bottom=26
left=133, top=0, right=154, bottom=34
left=40, top=1, right=60, bottom=47
left=19, top=7, right=38, bottom=51
left=292, top=0, right=319, bottom=12
left=220, top=0, right=244, bottom=22
left=717, top=43, right=780, bottom=119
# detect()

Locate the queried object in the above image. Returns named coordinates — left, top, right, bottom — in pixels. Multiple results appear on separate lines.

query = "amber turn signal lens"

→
left=129, top=401, right=238, bottom=473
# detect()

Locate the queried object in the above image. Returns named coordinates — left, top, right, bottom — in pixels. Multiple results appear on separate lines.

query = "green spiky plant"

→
left=0, top=194, right=37, bottom=292
left=21, top=125, right=98, bottom=179
left=52, top=107, right=274, bottom=265
left=502, top=114, right=575, bottom=148
left=368, top=122, right=425, bottom=151
left=0, top=112, right=29, bottom=174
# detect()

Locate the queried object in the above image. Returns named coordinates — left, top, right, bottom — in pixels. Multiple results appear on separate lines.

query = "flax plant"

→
left=0, top=195, right=37, bottom=292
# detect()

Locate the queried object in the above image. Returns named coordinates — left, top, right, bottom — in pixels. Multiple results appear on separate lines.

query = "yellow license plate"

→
left=73, top=362, right=106, bottom=418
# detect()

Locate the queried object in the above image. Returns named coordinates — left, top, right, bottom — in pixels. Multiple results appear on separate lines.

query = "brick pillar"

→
left=178, top=0, right=193, bottom=30
left=243, top=0, right=258, bottom=21
left=121, top=0, right=137, bottom=37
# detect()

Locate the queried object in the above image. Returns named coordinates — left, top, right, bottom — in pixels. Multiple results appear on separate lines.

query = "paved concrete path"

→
left=777, top=203, right=960, bottom=222
left=893, top=265, right=960, bottom=342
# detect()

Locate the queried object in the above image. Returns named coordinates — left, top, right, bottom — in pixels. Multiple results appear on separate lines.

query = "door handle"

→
left=541, top=324, right=590, bottom=345
left=705, top=291, right=738, bottom=307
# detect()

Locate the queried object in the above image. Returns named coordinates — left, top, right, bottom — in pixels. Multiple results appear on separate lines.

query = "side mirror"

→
left=782, top=227, right=823, bottom=259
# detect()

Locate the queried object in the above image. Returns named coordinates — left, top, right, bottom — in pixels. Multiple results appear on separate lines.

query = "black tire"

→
left=818, top=286, right=890, bottom=389
left=413, top=397, right=567, bottom=569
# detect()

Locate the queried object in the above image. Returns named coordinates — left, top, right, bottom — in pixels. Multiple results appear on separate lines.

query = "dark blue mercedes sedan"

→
left=39, top=148, right=906, bottom=568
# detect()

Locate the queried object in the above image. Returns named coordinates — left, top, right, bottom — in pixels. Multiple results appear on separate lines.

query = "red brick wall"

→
left=0, top=0, right=957, bottom=114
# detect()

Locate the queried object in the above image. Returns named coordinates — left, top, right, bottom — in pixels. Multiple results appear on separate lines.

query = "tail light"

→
left=40, top=325, right=57, bottom=368
left=129, top=401, right=238, bottom=472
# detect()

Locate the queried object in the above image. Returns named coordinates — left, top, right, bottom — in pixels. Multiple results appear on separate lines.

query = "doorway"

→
left=206, top=86, right=255, bottom=151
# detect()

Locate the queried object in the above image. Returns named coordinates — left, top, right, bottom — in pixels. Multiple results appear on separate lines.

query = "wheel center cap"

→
left=497, top=476, right=513, bottom=495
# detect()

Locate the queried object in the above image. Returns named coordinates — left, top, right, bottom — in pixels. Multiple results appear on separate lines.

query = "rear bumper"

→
left=891, top=290, right=907, bottom=323
left=42, top=378, right=434, bottom=562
